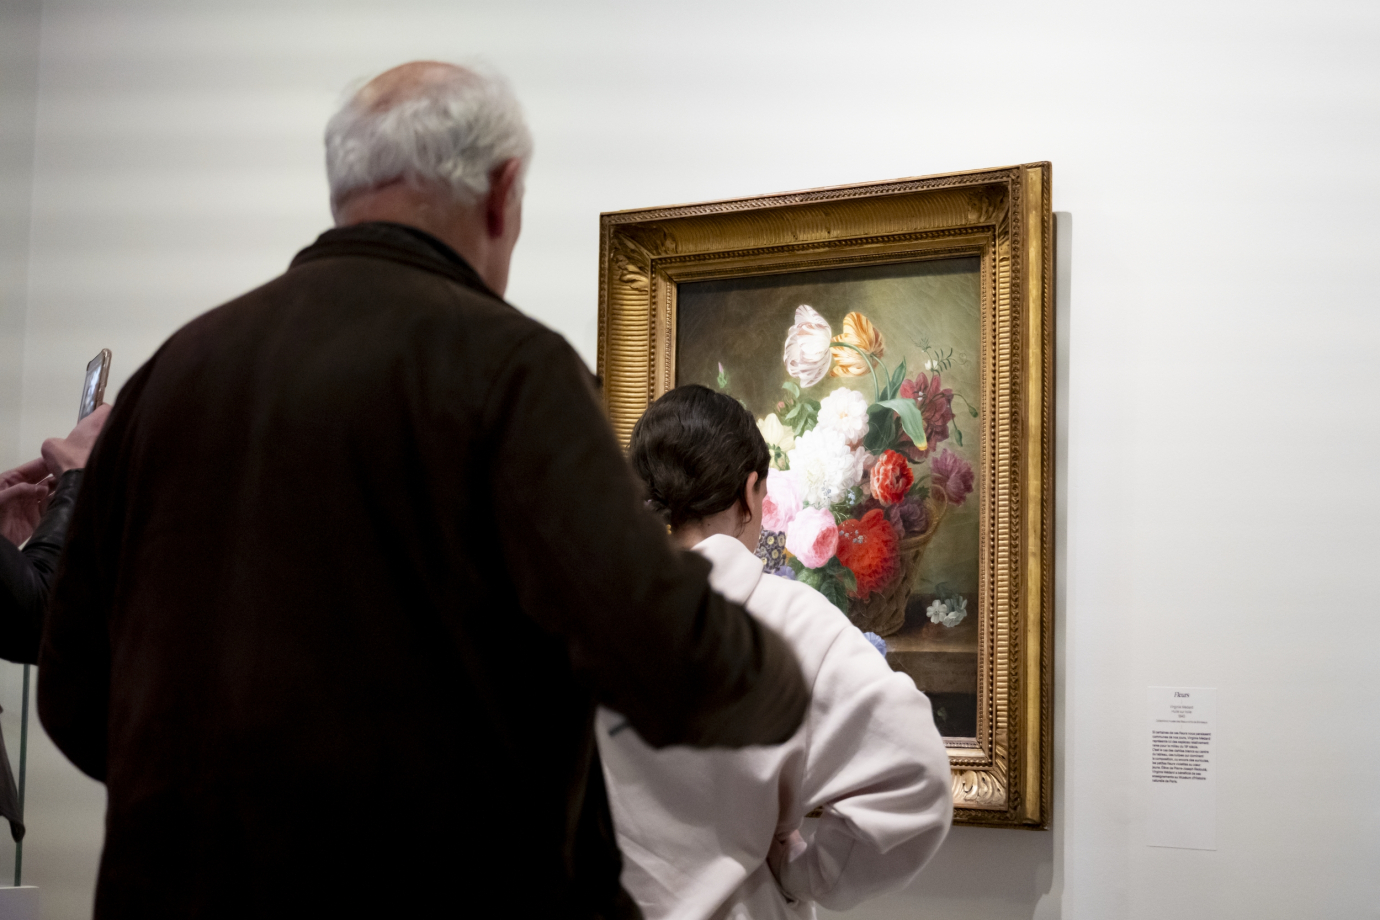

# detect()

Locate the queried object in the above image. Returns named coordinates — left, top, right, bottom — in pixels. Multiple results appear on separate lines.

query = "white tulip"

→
left=783, top=305, right=833, bottom=389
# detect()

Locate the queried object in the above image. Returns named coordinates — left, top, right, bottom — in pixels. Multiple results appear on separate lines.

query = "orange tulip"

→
left=829, top=312, right=885, bottom=377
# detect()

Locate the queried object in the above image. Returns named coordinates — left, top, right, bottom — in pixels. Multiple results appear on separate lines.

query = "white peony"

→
left=756, top=413, right=795, bottom=470
left=815, top=387, right=871, bottom=446
left=787, top=425, right=867, bottom=508
left=782, top=305, right=834, bottom=389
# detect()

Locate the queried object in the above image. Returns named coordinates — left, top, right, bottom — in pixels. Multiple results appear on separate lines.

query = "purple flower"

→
left=755, top=529, right=789, bottom=571
left=931, top=449, right=974, bottom=506
left=774, top=565, right=796, bottom=581
left=886, top=498, right=929, bottom=537
left=851, top=496, right=883, bottom=520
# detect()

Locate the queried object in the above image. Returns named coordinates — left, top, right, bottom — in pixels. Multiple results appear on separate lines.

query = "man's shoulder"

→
left=281, top=246, right=534, bottom=327
left=173, top=243, right=555, bottom=360
left=130, top=242, right=577, bottom=425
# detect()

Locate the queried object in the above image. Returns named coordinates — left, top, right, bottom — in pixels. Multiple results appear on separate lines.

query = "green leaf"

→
left=782, top=380, right=800, bottom=396
left=793, top=401, right=819, bottom=432
left=863, top=404, right=900, bottom=453
left=796, top=567, right=824, bottom=590
left=826, top=558, right=858, bottom=595
left=877, top=398, right=928, bottom=452
left=717, top=369, right=729, bottom=390
left=887, top=359, right=907, bottom=402
left=817, top=574, right=850, bottom=614
left=784, top=403, right=802, bottom=421
left=951, top=418, right=963, bottom=447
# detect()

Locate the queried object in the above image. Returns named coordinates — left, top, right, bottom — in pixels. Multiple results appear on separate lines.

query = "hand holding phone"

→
left=80, top=349, right=111, bottom=421
left=42, top=405, right=111, bottom=478
left=41, top=350, right=114, bottom=477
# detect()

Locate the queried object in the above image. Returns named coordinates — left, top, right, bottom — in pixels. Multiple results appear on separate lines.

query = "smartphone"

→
left=79, top=349, right=111, bottom=421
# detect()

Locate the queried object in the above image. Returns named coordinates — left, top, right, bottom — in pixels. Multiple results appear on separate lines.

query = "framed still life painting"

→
left=597, top=164, right=1054, bottom=828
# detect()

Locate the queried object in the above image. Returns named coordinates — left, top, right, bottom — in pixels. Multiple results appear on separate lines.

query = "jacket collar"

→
left=692, top=535, right=765, bottom=606
left=290, top=222, right=499, bottom=299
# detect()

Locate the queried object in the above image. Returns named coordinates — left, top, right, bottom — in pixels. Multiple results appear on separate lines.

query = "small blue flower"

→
left=774, top=565, right=796, bottom=581
left=862, top=631, right=887, bottom=656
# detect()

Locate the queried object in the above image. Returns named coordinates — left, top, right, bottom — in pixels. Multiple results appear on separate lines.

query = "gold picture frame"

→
left=596, top=163, right=1054, bottom=829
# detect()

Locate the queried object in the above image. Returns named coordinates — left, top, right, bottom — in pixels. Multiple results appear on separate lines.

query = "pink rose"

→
left=785, top=506, right=839, bottom=569
left=762, top=469, right=803, bottom=532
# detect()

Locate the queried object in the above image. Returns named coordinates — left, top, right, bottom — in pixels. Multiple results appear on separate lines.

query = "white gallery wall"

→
left=2, top=0, right=1377, bottom=917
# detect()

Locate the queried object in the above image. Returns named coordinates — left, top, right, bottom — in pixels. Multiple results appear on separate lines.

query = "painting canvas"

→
left=597, top=164, right=1053, bottom=827
left=676, top=259, right=981, bottom=737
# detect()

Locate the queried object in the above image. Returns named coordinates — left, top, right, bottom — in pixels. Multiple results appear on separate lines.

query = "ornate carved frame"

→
left=596, top=164, right=1054, bottom=828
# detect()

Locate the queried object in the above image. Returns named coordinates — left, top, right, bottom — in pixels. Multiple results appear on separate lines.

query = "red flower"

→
left=836, top=509, right=901, bottom=600
left=870, top=449, right=914, bottom=505
left=897, top=372, right=955, bottom=459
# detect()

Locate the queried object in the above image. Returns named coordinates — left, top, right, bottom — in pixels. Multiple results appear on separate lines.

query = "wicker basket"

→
left=846, top=489, right=948, bottom=637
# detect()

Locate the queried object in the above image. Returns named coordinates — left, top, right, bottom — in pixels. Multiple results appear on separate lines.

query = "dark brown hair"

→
left=628, top=384, right=771, bottom=531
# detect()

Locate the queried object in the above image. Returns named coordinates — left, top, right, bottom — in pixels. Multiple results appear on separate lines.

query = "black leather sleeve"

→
left=0, top=470, right=83, bottom=664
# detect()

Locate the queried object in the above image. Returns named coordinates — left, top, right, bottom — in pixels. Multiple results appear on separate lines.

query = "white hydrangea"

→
left=926, top=596, right=969, bottom=628
left=787, top=425, right=867, bottom=507
left=815, top=386, right=871, bottom=446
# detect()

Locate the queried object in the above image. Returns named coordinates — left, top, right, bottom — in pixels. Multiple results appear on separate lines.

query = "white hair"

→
left=324, top=64, right=532, bottom=217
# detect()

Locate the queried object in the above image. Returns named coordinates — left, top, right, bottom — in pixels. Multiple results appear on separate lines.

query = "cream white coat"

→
left=597, top=535, right=953, bottom=920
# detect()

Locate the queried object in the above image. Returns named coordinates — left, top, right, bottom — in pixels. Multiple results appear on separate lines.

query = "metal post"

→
left=14, top=663, right=29, bottom=886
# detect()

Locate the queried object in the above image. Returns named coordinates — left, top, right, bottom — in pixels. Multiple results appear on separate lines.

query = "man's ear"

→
left=485, top=158, right=524, bottom=239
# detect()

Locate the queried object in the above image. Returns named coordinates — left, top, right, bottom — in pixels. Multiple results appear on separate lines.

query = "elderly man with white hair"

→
left=38, top=62, right=808, bottom=920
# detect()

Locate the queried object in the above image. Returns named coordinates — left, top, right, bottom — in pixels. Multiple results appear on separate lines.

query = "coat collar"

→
left=290, top=222, right=499, bottom=299
left=692, top=535, right=765, bottom=606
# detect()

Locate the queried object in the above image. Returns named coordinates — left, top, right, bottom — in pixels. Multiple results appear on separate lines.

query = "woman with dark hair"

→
left=599, top=384, right=953, bottom=920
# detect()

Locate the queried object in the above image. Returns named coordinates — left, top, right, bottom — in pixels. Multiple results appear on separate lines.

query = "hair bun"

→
left=628, top=384, right=770, bottom=532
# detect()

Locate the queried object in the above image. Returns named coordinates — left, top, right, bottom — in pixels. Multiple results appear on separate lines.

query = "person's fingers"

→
left=18, top=458, right=48, bottom=481
left=0, top=481, right=48, bottom=507
left=0, top=458, right=49, bottom=488
left=68, top=403, right=112, bottom=445
left=40, top=438, right=66, bottom=479
left=0, top=482, right=48, bottom=545
left=0, top=481, right=46, bottom=505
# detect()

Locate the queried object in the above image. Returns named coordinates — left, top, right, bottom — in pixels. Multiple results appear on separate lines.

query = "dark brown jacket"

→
left=39, top=223, right=807, bottom=919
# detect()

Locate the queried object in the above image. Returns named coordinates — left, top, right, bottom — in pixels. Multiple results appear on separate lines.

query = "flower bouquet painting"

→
left=675, top=255, right=985, bottom=736
left=601, top=165, right=1056, bottom=822
left=738, top=305, right=976, bottom=636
